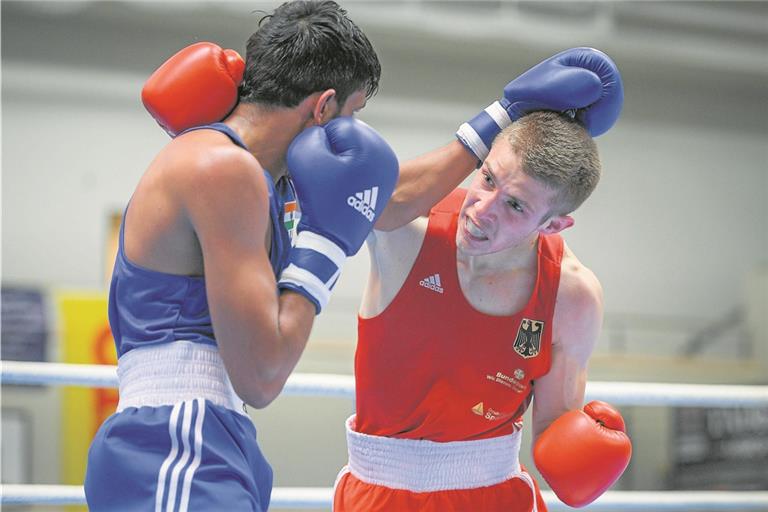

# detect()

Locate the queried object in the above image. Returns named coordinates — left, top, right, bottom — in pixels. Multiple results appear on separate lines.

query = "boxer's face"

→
left=457, top=140, right=566, bottom=256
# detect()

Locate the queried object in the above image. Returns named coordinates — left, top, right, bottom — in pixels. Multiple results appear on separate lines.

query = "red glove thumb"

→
left=142, top=42, right=245, bottom=136
left=533, top=400, right=632, bottom=507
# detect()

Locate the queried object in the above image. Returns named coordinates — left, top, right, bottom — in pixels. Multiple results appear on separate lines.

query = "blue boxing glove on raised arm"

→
left=456, top=47, right=624, bottom=161
left=278, top=117, right=399, bottom=313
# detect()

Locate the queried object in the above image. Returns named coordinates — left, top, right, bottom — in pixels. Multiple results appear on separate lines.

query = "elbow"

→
left=373, top=201, right=401, bottom=232
left=244, top=391, right=277, bottom=410
left=374, top=199, right=422, bottom=232
left=373, top=216, right=402, bottom=232
left=231, top=371, right=286, bottom=410
left=233, top=379, right=281, bottom=410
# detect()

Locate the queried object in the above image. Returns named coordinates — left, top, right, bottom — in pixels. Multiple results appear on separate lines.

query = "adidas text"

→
left=347, top=195, right=375, bottom=221
left=347, top=187, right=379, bottom=222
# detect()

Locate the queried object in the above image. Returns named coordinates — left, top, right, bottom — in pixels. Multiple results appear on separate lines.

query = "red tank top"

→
left=355, top=188, right=564, bottom=442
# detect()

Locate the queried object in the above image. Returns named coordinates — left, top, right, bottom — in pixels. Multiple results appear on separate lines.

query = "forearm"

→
left=375, top=140, right=476, bottom=231
left=532, top=369, right=587, bottom=440
left=210, top=268, right=316, bottom=409
left=251, top=291, right=320, bottom=407
left=263, top=290, right=317, bottom=399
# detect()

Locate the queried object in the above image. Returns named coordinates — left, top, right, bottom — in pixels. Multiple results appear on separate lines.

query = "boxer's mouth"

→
left=465, top=216, right=488, bottom=241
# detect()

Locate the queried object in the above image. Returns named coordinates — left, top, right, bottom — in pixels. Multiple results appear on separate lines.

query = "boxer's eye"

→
left=507, top=200, right=523, bottom=213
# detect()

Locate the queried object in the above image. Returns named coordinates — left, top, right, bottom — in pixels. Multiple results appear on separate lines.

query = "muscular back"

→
left=124, top=129, right=268, bottom=277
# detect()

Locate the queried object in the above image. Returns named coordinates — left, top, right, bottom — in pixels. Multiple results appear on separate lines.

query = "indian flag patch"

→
left=284, top=200, right=299, bottom=240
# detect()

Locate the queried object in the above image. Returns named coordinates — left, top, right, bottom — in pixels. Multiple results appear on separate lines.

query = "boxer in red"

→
left=335, top=111, right=631, bottom=511
left=332, top=49, right=632, bottom=511
left=143, top=43, right=632, bottom=510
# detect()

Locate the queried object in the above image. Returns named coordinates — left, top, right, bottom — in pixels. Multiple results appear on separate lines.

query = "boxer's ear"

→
left=312, top=89, right=337, bottom=125
left=538, top=215, right=574, bottom=235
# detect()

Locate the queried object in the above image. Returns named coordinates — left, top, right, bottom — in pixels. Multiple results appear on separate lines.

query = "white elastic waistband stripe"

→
left=116, top=340, right=245, bottom=415
left=345, top=415, right=522, bottom=492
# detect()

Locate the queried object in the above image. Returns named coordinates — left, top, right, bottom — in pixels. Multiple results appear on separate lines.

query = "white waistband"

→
left=345, top=415, right=522, bottom=492
left=116, top=340, right=246, bottom=415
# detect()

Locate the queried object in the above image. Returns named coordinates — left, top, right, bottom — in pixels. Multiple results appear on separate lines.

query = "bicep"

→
left=531, top=342, right=589, bottom=440
left=532, top=274, right=604, bottom=439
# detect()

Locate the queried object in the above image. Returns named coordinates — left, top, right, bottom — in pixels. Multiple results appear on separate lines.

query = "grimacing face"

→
left=456, top=139, right=568, bottom=256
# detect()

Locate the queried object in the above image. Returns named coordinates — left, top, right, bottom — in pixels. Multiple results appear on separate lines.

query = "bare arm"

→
left=374, top=140, right=477, bottom=231
left=531, top=260, right=604, bottom=442
left=183, top=148, right=315, bottom=409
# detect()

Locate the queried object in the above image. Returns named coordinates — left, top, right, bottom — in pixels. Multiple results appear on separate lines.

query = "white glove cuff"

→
left=279, top=231, right=346, bottom=312
left=456, top=102, right=513, bottom=161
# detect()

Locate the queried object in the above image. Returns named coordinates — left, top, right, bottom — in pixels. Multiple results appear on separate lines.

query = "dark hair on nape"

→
left=239, top=0, right=381, bottom=109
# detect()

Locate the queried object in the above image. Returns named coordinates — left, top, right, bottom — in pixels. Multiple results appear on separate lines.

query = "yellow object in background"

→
left=57, top=291, right=117, bottom=511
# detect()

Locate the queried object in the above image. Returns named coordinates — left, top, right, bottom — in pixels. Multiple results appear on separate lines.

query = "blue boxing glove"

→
left=278, top=117, right=399, bottom=313
left=456, top=47, right=623, bottom=161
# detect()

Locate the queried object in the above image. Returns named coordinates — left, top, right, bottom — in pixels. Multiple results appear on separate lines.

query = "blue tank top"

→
left=108, top=123, right=296, bottom=357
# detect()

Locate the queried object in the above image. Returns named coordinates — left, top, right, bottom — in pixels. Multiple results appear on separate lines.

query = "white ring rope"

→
left=2, top=485, right=767, bottom=510
left=3, top=360, right=767, bottom=509
left=2, top=360, right=767, bottom=407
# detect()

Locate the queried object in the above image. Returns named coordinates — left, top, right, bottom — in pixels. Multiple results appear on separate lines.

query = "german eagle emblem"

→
left=513, top=318, right=543, bottom=358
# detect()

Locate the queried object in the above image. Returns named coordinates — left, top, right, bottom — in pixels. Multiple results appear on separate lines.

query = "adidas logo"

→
left=347, top=187, right=378, bottom=222
left=419, top=273, right=444, bottom=294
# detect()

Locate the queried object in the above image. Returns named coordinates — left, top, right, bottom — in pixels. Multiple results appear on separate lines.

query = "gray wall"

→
left=2, top=1, right=767, bottom=509
left=3, top=1, right=766, bottom=321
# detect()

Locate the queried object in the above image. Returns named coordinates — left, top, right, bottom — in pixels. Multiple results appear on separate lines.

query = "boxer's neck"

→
left=224, top=103, right=308, bottom=182
left=457, top=231, right=539, bottom=276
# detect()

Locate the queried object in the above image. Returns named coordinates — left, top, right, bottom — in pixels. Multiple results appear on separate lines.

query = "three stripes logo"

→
left=347, top=187, right=378, bottom=222
left=419, top=273, right=444, bottom=294
left=155, top=398, right=205, bottom=512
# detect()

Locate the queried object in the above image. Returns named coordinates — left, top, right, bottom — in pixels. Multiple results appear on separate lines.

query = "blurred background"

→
left=2, top=1, right=767, bottom=510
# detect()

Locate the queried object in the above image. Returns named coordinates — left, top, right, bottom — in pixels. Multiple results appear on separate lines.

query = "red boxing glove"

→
left=142, top=42, right=245, bottom=136
left=533, top=400, right=632, bottom=507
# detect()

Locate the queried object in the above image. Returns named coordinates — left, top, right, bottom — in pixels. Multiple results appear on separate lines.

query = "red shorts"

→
left=333, top=465, right=547, bottom=512
left=334, top=416, right=547, bottom=511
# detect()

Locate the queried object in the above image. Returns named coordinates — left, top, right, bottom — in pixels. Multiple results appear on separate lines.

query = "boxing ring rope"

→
left=3, top=360, right=768, bottom=406
left=2, top=484, right=767, bottom=511
left=2, top=360, right=768, bottom=510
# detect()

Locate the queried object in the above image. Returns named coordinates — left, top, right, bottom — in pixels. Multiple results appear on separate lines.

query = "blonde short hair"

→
left=498, top=111, right=601, bottom=217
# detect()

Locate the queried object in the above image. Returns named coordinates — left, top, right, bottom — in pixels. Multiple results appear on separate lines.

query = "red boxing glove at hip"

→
left=533, top=400, right=632, bottom=507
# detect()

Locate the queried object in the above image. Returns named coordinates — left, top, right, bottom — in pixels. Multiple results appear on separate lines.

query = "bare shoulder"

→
left=367, top=215, right=428, bottom=282
left=156, top=131, right=270, bottom=240
left=166, top=131, right=264, bottom=193
left=553, top=242, right=604, bottom=357
left=362, top=216, right=429, bottom=318
left=558, top=243, right=603, bottom=312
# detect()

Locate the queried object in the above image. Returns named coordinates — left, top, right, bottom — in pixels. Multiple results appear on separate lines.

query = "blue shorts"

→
left=85, top=398, right=272, bottom=512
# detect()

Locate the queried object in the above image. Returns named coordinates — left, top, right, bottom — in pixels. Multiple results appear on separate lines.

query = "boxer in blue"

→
left=83, top=2, right=397, bottom=511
